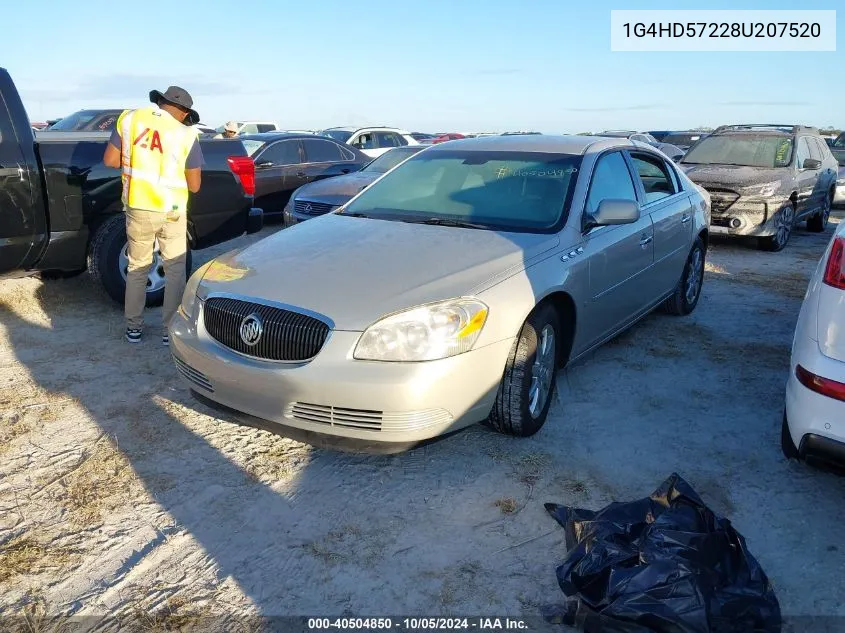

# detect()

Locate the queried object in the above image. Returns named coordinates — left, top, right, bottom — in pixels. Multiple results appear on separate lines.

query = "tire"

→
left=663, top=237, right=705, bottom=316
left=781, top=411, right=799, bottom=460
left=807, top=191, right=832, bottom=233
left=488, top=303, right=561, bottom=437
left=87, top=214, right=192, bottom=307
left=759, top=201, right=795, bottom=252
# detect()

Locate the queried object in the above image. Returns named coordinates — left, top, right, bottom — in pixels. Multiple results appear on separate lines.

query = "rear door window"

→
left=375, top=132, right=401, bottom=148
left=256, top=124, right=276, bottom=133
left=302, top=138, right=345, bottom=163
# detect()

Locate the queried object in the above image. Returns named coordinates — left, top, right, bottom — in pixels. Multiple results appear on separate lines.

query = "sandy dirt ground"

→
left=1, top=214, right=844, bottom=631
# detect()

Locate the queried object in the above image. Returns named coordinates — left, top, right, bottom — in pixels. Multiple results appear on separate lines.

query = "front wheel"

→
left=663, top=237, right=705, bottom=316
left=488, top=303, right=561, bottom=437
left=759, top=202, right=795, bottom=252
left=88, top=215, right=192, bottom=307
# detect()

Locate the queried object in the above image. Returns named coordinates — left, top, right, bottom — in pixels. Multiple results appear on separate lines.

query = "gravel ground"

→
left=0, top=214, right=843, bottom=630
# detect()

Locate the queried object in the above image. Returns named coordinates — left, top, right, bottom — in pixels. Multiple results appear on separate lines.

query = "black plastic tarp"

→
left=545, top=473, right=781, bottom=633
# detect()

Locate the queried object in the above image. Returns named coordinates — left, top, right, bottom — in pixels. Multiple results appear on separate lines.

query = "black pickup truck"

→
left=0, top=68, right=263, bottom=305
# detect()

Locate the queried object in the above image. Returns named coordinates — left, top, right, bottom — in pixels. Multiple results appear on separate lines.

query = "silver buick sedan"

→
left=170, top=135, right=710, bottom=453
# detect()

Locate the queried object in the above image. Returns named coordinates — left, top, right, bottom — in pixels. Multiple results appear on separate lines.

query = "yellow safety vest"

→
left=117, top=106, right=196, bottom=214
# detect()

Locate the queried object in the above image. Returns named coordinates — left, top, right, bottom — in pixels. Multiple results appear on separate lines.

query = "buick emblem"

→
left=304, top=203, right=312, bottom=214
left=239, top=313, right=264, bottom=346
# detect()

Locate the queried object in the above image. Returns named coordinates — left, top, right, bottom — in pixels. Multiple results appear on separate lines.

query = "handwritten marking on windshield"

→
left=495, top=167, right=578, bottom=179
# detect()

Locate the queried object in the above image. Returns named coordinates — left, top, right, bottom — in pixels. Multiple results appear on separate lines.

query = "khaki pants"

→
left=124, top=207, right=187, bottom=332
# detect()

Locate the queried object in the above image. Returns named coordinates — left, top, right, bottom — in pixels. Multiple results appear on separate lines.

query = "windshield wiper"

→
left=407, top=217, right=490, bottom=229
left=341, top=211, right=370, bottom=218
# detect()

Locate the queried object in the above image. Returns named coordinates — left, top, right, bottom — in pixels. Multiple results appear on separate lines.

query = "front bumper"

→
left=707, top=196, right=784, bottom=237
left=785, top=336, right=845, bottom=466
left=169, top=302, right=514, bottom=451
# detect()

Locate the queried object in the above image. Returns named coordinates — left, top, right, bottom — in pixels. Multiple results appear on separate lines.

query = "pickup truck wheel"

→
left=806, top=191, right=832, bottom=233
left=88, top=215, right=192, bottom=307
left=759, top=202, right=795, bottom=252
left=488, top=303, right=560, bottom=438
left=662, top=237, right=705, bottom=316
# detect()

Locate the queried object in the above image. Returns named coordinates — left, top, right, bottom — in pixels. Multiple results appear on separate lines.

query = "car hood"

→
left=681, top=164, right=789, bottom=189
left=293, top=171, right=380, bottom=205
left=199, top=214, right=559, bottom=331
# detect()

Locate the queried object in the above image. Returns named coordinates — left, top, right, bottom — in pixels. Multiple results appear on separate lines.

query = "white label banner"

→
left=610, top=10, right=836, bottom=52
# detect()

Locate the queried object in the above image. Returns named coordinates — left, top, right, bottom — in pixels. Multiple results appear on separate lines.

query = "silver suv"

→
left=680, top=124, right=839, bottom=251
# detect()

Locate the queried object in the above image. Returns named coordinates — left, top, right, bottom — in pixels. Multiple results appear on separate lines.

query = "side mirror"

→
left=802, top=158, right=822, bottom=170
left=585, top=199, right=640, bottom=231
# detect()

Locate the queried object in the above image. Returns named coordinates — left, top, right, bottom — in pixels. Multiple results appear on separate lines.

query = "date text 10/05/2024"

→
left=307, top=618, right=529, bottom=630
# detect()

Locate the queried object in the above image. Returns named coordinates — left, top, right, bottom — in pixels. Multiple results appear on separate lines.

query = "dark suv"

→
left=680, top=124, right=839, bottom=251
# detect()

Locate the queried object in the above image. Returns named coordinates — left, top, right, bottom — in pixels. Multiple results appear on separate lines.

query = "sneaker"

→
left=126, top=328, right=142, bottom=344
left=162, top=334, right=169, bottom=346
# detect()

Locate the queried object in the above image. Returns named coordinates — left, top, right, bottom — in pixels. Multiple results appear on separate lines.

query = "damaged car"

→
left=170, top=135, right=710, bottom=453
left=680, top=125, right=839, bottom=251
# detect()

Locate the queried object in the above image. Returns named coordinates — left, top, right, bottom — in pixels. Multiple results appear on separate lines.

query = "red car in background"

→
left=431, top=133, right=466, bottom=144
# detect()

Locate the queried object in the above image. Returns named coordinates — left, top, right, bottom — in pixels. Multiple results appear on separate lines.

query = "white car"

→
left=317, top=126, right=419, bottom=158
left=783, top=217, right=845, bottom=468
left=216, top=121, right=279, bottom=135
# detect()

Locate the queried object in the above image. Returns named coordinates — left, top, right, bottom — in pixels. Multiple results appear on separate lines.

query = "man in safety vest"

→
left=103, top=86, right=204, bottom=345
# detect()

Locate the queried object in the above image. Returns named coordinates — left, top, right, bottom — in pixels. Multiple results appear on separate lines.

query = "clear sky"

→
left=5, top=0, right=842, bottom=133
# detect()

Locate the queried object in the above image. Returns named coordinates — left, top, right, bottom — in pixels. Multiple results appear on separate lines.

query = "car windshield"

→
left=681, top=135, right=793, bottom=168
left=340, top=150, right=582, bottom=232
left=832, top=133, right=845, bottom=148
left=49, top=110, right=119, bottom=131
left=663, top=133, right=704, bottom=146
left=364, top=148, right=422, bottom=173
left=319, top=129, right=353, bottom=143
left=241, top=140, right=265, bottom=157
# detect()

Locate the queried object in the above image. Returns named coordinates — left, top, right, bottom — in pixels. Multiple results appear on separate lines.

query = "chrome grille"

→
left=173, top=356, right=214, bottom=392
left=285, top=403, right=455, bottom=433
left=294, top=200, right=335, bottom=216
left=704, top=188, right=740, bottom=214
left=289, top=403, right=383, bottom=430
left=203, top=297, right=330, bottom=361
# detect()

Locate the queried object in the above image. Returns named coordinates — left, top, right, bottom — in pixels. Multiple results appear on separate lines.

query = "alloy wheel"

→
left=774, top=205, right=794, bottom=249
left=528, top=324, right=556, bottom=419
left=685, top=247, right=704, bottom=305
left=118, top=240, right=166, bottom=293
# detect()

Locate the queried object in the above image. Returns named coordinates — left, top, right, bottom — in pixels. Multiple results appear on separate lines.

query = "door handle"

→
left=296, top=171, right=307, bottom=178
left=639, top=235, right=653, bottom=246
left=341, top=168, right=351, bottom=174
left=681, top=213, right=691, bottom=224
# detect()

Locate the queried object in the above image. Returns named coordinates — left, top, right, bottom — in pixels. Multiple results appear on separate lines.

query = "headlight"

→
left=180, top=260, right=213, bottom=320
left=353, top=298, right=489, bottom=362
left=741, top=181, right=782, bottom=198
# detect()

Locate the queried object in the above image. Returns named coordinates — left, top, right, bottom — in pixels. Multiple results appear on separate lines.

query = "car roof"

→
left=711, top=124, right=819, bottom=136
left=321, top=126, right=410, bottom=134
left=239, top=132, right=329, bottom=142
left=423, top=134, right=642, bottom=155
